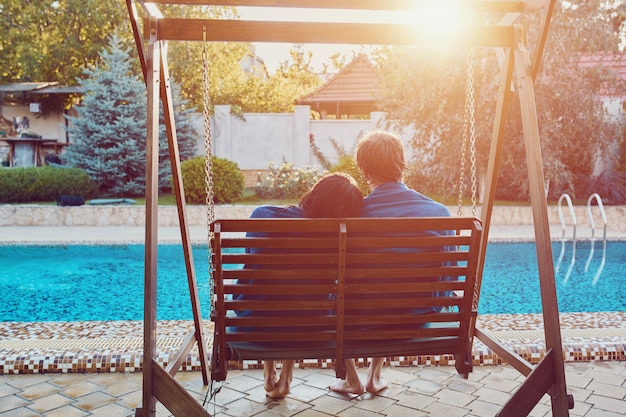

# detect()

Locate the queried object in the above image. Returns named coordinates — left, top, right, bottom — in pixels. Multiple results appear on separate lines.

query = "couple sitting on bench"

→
left=246, top=130, right=453, bottom=399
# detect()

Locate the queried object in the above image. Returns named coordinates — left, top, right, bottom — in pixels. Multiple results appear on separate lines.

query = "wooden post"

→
left=512, top=24, right=570, bottom=416
left=142, top=16, right=161, bottom=417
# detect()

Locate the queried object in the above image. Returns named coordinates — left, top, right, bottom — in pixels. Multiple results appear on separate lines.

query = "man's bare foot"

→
left=266, top=378, right=291, bottom=399
left=365, top=377, right=388, bottom=394
left=329, top=378, right=365, bottom=395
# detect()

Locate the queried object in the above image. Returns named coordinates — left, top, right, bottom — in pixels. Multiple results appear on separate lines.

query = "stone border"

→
left=2, top=204, right=625, bottom=232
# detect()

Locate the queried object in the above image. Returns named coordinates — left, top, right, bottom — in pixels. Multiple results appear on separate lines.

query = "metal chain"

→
left=467, top=50, right=478, bottom=217
left=202, top=32, right=216, bottom=315
left=458, top=48, right=478, bottom=217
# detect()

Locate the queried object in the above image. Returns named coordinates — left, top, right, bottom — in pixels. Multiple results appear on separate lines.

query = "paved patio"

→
left=1, top=360, right=625, bottom=416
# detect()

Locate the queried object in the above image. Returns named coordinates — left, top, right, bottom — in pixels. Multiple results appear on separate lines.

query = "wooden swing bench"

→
left=209, top=216, right=483, bottom=382
left=129, top=1, right=576, bottom=415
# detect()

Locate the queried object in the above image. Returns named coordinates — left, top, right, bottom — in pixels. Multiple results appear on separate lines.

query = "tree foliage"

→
left=63, top=34, right=198, bottom=197
left=375, top=1, right=626, bottom=203
left=62, top=34, right=147, bottom=197
left=0, top=0, right=128, bottom=86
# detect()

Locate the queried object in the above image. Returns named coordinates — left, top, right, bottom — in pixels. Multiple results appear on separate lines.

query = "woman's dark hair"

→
left=300, top=173, right=363, bottom=218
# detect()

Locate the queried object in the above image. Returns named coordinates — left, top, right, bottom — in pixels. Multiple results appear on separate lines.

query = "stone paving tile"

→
left=0, top=396, right=32, bottom=414
left=0, top=408, right=40, bottom=417
left=466, top=399, right=503, bottom=417
left=26, top=393, right=73, bottom=414
left=17, top=382, right=61, bottom=400
left=434, top=387, right=476, bottom=407
left=0, top=361, right=625, bottom=415
left=586, top=394, right=626, bottom=414
left=43, top=405, right=88, bottom=417
left=72, top=391, right=117, bottom=412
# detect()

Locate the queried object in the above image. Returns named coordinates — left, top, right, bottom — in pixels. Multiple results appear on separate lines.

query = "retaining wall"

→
left=1, top=204, right=625, bottom=232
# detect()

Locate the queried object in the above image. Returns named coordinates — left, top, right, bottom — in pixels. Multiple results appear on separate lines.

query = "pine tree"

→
left=63, top=33, right=200, bottom=197
left=63, top=33, right=147, bottom=197
left=158, top=83, right=201, bottom=193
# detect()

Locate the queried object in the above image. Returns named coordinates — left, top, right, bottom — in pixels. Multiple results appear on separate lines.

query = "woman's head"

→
left=355, top=130, right=406, bottom=186
left=300, top=173, right=363, bottom=218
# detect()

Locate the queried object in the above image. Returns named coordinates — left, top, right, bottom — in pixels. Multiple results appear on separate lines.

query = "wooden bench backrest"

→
left=210, top=217, right=483, bottom=380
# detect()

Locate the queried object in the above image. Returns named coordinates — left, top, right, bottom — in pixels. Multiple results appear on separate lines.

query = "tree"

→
left=63, top=33, right=147, bottom=197
left=0, top=0, right=129, bottom=103
left=375, top=1, right=626, bottom=202
left=63, top=33, right=199, bottom=197
left=158, top=83, right=201, bottom=193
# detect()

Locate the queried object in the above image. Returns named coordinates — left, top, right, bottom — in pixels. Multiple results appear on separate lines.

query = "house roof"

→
left=298, top=54, right=382, bottom=105
left=0, top=82, right=81, bottom=94
left=0, top=82, right=58, bottom=92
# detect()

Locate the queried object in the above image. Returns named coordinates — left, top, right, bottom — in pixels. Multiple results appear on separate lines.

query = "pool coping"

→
left=1, top=312, right=624, bottom=375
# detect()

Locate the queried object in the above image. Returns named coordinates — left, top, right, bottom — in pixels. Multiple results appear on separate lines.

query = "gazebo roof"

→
left=298, top=54, right=382, bottom=117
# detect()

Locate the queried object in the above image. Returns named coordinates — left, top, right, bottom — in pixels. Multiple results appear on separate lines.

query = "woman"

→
left=245, top=172, right=363, bottom=399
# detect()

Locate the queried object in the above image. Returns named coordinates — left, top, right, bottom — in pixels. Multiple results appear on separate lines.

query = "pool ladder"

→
left=556, top=193, right=607, bottom=284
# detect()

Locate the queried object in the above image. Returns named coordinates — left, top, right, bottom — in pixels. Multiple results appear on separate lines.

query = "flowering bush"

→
left=255, top=162, right=324, bottom=200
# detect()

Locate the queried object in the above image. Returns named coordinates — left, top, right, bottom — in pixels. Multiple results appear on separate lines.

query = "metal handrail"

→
left=557, top=193, right=577, bottom=243
left=556, top=194, right=577, bottom=284
left=586, top=193, right=607, bottom=244
left=585, top=193, right=607, bottom=283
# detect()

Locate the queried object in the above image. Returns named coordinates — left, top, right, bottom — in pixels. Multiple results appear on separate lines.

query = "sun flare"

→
left=402, top=1, right=469, bottom=42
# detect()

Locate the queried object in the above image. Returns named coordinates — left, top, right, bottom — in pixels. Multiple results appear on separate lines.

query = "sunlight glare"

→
left=402, top=1, right=468, bottom=43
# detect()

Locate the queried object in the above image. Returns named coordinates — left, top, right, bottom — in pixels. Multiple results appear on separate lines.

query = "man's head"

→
left=355, top=130, right=406, bottom=186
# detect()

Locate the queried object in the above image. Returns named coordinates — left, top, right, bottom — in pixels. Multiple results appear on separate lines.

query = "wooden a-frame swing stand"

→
left=127, top=1, right=572, bottom=416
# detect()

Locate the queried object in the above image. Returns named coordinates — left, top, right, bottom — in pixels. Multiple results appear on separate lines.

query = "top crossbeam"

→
left=141, top=0, right=532, bottom=12
left=136, top=0, right=547, bottom=47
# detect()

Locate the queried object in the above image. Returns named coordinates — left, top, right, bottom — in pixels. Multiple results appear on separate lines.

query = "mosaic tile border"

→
left=2, top=341, right=624, bottom=375
left=1, top=313, right=624, bottom=374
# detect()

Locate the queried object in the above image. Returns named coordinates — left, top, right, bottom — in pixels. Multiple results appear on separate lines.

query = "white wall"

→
left=210, top=106, right=415, bottom=171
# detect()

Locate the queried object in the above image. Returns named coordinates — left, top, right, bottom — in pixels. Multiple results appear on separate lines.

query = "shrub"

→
left=329, top=155, right=370, bottom=196
left=255, top=162, right=323, bottom=200
left=0, top=166, right=98, bottom=203
left=178, top=156, right=245, bottom=204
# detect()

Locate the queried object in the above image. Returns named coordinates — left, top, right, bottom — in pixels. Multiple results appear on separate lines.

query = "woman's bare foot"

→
left=329, top=378, right=365, bottom=395
left=264, top=361, right=277, bottom=392
left=266, top=377, right=291, bottom=399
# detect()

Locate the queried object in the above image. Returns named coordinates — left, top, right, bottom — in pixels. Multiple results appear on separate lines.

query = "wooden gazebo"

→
left=126, top=1, right=571, bottom=416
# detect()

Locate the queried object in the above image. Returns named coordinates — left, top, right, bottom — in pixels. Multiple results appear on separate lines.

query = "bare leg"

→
left=329, top=358, right=365, bottom=394
left=365, top=357, right=388, bottom=393
left=266, top=360, right=295, bottom=399
left=264, top=360, right=277, bottom=392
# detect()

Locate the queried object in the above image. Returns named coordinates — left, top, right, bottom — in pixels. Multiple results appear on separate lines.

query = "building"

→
left=0, top=82, right=80, bottom=167
left=298, top=54, right=382, bottom=119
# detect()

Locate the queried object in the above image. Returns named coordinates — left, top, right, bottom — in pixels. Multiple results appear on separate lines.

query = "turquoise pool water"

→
left=0, top=241, right=624, bottom=321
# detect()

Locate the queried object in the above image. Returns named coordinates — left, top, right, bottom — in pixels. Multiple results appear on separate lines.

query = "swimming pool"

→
left=0, top=241, right=624, bottom=321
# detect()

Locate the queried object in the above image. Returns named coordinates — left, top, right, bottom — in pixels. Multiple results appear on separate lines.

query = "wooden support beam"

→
left=474, top=328, right=533, bottom=376
left=496, top=349, right=556, bottom=417
left=166, top=330, right=198, bottom=376
left=152, top=359, right=212, bottom=417
left=512, top=24, right=570, bottom=416
left=142, top=22, right=161, bottom=417
left=139, top=0, right=529, bottom=13
left=159, top=42, right=211, bottom=385
left=146, top=19, right=515, bottom=46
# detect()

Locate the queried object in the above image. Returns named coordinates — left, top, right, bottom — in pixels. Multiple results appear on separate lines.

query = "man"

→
left=329, top=130, right=451, bottom=395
